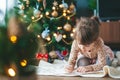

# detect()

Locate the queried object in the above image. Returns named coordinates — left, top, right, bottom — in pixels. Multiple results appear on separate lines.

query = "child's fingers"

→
left=64, top=65, right=74, bottom=73
left=76, top=67, right=86, bottom=72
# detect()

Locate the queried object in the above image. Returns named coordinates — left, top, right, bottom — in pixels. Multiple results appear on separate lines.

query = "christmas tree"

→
left=0, top=17, right=38, bottom=78
left=0, top=0, right=96, bottom=78
left=15, top=0, right=76, bottom=61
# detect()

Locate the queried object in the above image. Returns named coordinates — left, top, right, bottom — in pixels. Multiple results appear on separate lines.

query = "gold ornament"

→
left=51, top=10, right=58, bottom=17
left=37, top=0, right=42, bottom=2
left=63, top=23, right=72, bottom=31
left=69, top=3, right=75, bottom=10
left=49, top=51, right=58, bottom=59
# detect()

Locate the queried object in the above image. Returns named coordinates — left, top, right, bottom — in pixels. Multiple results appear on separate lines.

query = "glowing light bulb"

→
left=63, top=13, right=66, bottom=16
left=59, top=4, right=63, bottom=8
left=37, top=35, right=41, bottom=38
left=53, top=33, right=57, bottom=37
left=67, top=17, right=70, bottom=20
left=52, top=6, right=56, bottom=10
left=67, top=10, right=71, bottom=13
left=8, top=68, right=16, bottom=77
left=46, top=12, right=49, bottom=15
left=70, top=33, right=74, bottom=37
left=20, top=59, right=27, bottom=67
left=31, top=16, right=35, bottom=20
left=72, top=28, right=75, bottom=32
left=57, top=27, right=62, bottom=30
left=46, top=36, right=51, bottom=41
left=63, top=10, right=67, bottom=13
left=62, top=34, right=66, bottom=38
left=40, top=14, right=43, bottom=18
left=10, top=36, right=17, bottom=43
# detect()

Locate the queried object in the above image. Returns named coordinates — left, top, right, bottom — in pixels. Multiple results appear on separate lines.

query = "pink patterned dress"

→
left=68, top=37, right=114, bottom=71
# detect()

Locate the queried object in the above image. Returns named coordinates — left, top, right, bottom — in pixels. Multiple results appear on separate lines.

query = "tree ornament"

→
left=56, top=51, right=64, bottom=60
left=37, top=0, right=42, bottom=2
left=69, top=3, right=75, bottom=11
left=43, top=0, right=46, bottom=9
left=63, top=23, right=72, bottom=31
left=18, top=4, right=25, bottom=10
left=62, top=0, right=68, bottom=9
left=49, top=51, right=58, bottom=59
left=41, top=27, right=50, bottom=39
left=33, top=9, right=41, bottom=18
left=36, top=53, right=48, bottom=61
left=55, top=33, right=62, bottom=42
left=61, top=50, right=68, bottom=57
left=51, top=10, right=58, bottom=17
left=53, top=0, right=58, bottom=6
left=18, top=10, right=24, bottom=15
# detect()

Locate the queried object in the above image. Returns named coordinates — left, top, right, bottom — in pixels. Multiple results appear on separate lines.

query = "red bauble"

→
left=61, top=50, right=68, bottom=57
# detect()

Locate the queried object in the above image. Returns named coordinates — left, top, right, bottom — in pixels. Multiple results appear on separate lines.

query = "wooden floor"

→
left=0, top=75, right=119, bottom=80
left=37, top=76, right=119, bottom=80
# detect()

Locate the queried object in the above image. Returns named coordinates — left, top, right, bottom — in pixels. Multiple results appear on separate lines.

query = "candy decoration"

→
left=56, top=51, right=64, bottom=60
left=43, top=0, right=46, bottom=9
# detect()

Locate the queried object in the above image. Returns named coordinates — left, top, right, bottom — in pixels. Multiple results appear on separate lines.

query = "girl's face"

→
left=78, top=42, right=94, bottom=52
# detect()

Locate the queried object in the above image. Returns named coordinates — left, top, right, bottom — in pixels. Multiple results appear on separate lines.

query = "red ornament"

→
left=61, top=50, right=68, bottom=57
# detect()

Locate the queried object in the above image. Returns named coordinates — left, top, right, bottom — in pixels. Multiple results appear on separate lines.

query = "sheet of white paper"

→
left=36, top=59, right=103, bottom=76
left=36, top=59, right=81, bottom=76
left=36, top=59, right=120, bottom=78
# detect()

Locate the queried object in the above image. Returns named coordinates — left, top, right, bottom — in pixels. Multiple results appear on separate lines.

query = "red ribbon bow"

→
left=36, top=53, right=48, bottom=61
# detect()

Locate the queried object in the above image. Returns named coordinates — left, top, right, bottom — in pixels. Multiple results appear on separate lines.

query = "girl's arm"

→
left=89, top=49, right=106, bottom=71
left=67, top=40, right=79, bottom=67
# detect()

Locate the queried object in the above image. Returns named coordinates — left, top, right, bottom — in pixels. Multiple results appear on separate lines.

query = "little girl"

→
left=65, top=16, right=114, bottom=73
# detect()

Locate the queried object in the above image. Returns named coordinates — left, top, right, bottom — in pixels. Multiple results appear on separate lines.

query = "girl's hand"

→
left=76, top=66, right=93, bottom=73
left=64, top=64, right=74, bottom=73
